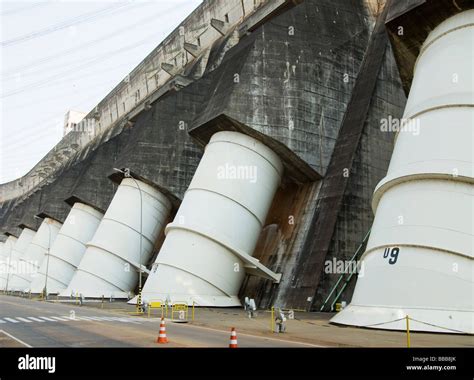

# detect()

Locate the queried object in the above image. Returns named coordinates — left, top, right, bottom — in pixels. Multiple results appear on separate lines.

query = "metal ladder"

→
left=319, top=228, right=371, bottom=312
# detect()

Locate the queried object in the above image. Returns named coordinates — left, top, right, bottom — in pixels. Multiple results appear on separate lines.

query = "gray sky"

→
left=0, top=0, right=201, bottom=183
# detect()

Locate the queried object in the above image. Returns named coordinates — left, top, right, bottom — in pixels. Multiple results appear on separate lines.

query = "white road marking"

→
left=131, top=317, right=151, bottom=322
left=16, top=317, right=32, bottom=323
left=69, top=316, right=89, bottom=321
left=70, top=316, right=107, bottom=321
left=50, top=316, right=69, bottom=321
left=74, top=316, right=94, bottom=320
left=38, top=316, right=57, bottom=322
left=0, top=314, right=143, bottom=326
left=97, top=317, right=116, bottom=321
left=4, top=317, right=19, bottom=323
left=102, top=316, right=124, bottom=322
left=116, top=317, right=140, bottom=324
left=0, top=329, right=32, bottom=347
left=90, top=316, right=108, bottom=321
left=27, top=317, right=45, bottom=323
left=106, top=317, right=131, bottom=322
left=91, top=316, right=139, bottom=323
left=64, top=317, right=81, bottom=321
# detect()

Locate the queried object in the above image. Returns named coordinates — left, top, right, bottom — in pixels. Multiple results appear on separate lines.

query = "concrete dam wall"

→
left=5, top=0, right=468, bottom=332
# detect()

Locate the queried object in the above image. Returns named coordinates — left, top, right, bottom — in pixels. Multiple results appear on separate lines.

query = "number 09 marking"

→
left=383, top=247, right=400, bottom=265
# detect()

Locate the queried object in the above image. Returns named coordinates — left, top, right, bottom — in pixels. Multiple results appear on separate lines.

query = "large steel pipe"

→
left=29, top=203, right=103, bottom=294
left=0, top=236, right=18, bottom=291
left=8, top=219, right=61, bottom=292
left=0, top=242, right=4, bottom=289
left=141, top=131, right=283, bottom=306
left=5, top=228, right=36, bottom=291
left=332, top=10, right=474, bottom=334
left=62, top=178, right=171, bottom=298
left=0, top=243, right=3, bottom=276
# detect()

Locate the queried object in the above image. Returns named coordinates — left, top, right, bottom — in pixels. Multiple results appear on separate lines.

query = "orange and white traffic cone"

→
left=229, top=327, right=238, bottom=348
left=156, top=317, right=169, bottom=343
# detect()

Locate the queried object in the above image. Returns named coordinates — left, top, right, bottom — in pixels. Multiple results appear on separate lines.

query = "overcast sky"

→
left=0, top=0, right=201, bottom=183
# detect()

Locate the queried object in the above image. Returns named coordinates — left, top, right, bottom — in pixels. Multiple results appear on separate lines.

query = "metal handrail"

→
left=319, top=227, right=371, bottom=312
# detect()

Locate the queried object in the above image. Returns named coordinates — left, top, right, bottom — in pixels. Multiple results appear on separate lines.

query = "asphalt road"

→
left=0, top=295, right=316, bottom=348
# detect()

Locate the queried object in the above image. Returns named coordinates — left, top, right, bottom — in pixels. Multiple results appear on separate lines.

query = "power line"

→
left=5, top=76, right=120, bottom=113
left=2, top=122, right=64, bottom=148
left=1, top=2, right=139, bottom=47
left=2, top=36, right=155, bottom=98
left=1, top=0, right=202, bottom=178
left=2, top=77, right=124, bottom=144
left=2, top=30, right=161, bottom=82
left=0, top=1, right=47, bottom=16
left=1, top=3, right=184, bottom=77
left=2, top=80, right=128, bottom=148
left=4, top=144, right=62, bottom=160
left=1, top=58, right=140, bottom=145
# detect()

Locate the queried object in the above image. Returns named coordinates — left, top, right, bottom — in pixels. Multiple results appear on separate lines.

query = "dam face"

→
left=1, top=0, right=471, bottom=332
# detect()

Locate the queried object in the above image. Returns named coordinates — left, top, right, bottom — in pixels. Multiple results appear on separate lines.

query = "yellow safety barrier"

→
left=136, top=290, right=143, bottom=314
left=271, top=307, right=274, bottom=333
left=148, top=300, right=164, bottom=318
left=171, top=302, right=188, bottom=321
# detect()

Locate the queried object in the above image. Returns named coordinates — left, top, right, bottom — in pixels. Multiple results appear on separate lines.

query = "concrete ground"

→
left=81, top=299, right=473, bottom=347
left=0, top=295, right=315, bottom=347
left=190, top=308, right=474, bottom=347
left=1, top=295, right=472, bottom=347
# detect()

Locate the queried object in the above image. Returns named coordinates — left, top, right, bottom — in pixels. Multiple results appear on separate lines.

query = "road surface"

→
left=0, top=295, right=318, bottom=348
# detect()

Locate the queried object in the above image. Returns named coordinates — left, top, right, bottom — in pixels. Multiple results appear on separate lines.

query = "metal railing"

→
left=319, top=228, right=371, bottom=312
